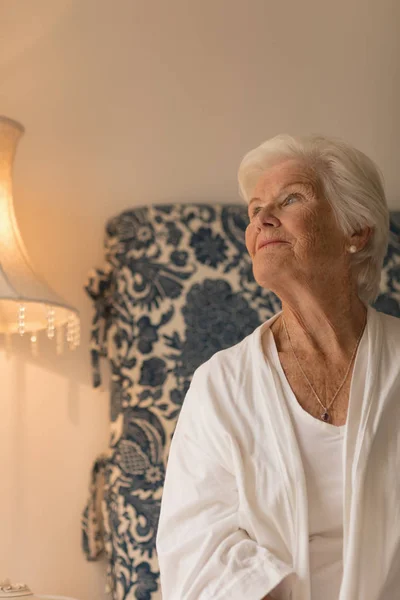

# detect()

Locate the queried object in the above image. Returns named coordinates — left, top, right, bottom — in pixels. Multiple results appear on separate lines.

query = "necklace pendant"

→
left=321, top=411, right=330, bottom=422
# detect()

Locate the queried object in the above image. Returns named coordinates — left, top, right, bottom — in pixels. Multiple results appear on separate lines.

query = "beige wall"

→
left=0, top=0, right=399, bottom=598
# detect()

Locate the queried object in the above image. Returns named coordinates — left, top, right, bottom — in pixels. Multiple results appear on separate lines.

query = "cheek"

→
left=291, top=209, right=319, bottom=247
left=294, top=209, right=337, bottom=254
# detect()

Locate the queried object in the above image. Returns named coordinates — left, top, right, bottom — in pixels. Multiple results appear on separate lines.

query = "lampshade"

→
left=0, top=116, right=80, bottom=354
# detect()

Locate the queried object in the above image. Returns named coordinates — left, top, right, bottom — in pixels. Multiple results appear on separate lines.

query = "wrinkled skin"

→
left=245, top=158, right=371, bottom=372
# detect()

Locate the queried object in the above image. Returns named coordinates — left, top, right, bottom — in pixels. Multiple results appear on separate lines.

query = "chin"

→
left=253, top=271, right=277, bottom=290
left=252, top=263, right=285, bottom=291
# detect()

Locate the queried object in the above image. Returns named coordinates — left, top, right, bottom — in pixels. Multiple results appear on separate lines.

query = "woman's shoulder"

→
left=373, top=309, right=400, bottom=362
left=377, top=309, right=400, bottom=339
left=183, top=324, right=266, bottom=437
left=193, top=322, right=263, bottom=383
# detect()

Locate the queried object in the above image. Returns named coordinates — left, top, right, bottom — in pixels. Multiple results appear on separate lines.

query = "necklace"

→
left=281, top=312, right=367, bottom=422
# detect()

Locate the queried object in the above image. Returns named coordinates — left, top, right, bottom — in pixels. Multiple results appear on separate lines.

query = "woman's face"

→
left=245, top=159, right=350, bottom=292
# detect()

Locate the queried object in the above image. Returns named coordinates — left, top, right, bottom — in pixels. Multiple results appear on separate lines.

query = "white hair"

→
left=237, top=134, right=390, bottom=304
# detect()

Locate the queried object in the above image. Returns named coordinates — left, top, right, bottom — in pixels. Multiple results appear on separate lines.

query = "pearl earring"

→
left=349, top=245, right=357, bottom=253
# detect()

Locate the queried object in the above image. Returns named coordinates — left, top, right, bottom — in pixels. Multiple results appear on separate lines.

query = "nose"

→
left=254, top=206, right=281, bottom=229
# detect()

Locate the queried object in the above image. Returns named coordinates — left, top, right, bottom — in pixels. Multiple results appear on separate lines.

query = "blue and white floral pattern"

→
left=82, top=204, right=400, bottom=599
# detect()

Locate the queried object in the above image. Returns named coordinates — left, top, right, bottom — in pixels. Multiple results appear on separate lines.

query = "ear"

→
left=349, top=225, right=372, bottom=251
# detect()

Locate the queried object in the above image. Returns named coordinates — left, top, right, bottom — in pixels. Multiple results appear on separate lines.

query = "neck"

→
left=275, top=293, right=368, bottom=362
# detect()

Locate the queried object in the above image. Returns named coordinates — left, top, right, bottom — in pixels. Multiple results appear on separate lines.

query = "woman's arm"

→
left=156, top=364, right=293, bottom=600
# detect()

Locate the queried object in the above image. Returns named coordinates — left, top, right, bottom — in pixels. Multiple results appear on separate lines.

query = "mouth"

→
left=257, top=241, right=287, bottom=251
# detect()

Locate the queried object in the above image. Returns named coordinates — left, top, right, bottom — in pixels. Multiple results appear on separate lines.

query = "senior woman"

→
left=156, top=135, right=400, bottom=600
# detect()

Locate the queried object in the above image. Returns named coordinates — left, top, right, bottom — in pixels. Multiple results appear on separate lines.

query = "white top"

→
left=156, top=305, right=400, bottom=600
left=265, top=323, right=345, bottom=600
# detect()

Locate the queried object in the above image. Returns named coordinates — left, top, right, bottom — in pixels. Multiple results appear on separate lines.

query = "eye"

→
left=250, top=206, right=261, bottom=218
left=283, top=193, right=299, bottom=206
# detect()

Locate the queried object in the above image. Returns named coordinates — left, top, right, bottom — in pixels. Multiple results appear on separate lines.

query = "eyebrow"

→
left=248, top=180, right=313, bottom=206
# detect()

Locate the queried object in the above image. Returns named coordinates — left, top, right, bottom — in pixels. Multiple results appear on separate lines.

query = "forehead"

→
left=251, top=159, right=314, bottom=200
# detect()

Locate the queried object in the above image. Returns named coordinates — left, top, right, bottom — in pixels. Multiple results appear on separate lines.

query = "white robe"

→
left=156, top=305, right=400, bottom=600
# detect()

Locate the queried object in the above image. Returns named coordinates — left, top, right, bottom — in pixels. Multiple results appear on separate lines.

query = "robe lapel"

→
left=256, top=313, right=311, bottom=600
left=341, top=305, right=385, bottom=599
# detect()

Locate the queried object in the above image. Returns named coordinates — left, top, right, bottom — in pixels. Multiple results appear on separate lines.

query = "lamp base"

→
left=0, top=580, right=34, bottom=598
